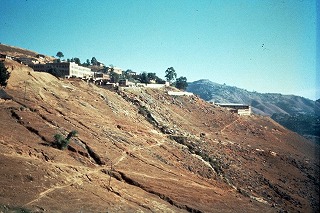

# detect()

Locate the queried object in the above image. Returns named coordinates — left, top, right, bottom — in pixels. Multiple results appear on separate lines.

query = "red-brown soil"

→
left=0, top=59, right=319, bottom=212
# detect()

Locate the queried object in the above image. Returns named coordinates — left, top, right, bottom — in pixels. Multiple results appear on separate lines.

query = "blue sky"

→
left=0, top=0, right=318, bottom=100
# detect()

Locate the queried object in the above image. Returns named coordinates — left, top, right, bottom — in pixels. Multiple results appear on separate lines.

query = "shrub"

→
left=53, top=130, right=78, bottom=150
left=0, top=61, right=10, bottom=87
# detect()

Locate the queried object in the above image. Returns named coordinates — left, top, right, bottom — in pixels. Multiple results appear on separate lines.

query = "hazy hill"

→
left=187, top=79, right=317, bottom=116
left=0, top=46, right=319, bottom=212
left=187, top=79, right=319, bottom=141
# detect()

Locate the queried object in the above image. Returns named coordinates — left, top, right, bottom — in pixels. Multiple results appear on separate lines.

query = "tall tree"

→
left=110, top=71, right=120, bottom=83
left=155, top=76, right=165, bottom=84
left=73, top=57, right=81, bottom=65
left=56, top=51, right=64, bottom=59
left=0, top=61, right=10, bottom=87
left=91, top=57, right=98, bottom=66
left=107, top=64, right=115, bottom=75
left=139, top=72, right=150, bottom=84
left=147, top=73, right=157, bottom=82
left=165, top=67, right=177, bottom=83
left=175, top=76, right=188, bottom=90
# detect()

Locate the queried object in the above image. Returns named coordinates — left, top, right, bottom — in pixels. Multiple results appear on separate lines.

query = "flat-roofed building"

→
left=30, top=62, right=92, bottom=79
left=0, top=54, right=14, bottom=60
left=93, top=72, right=110, bottom=81
left=216, top=103, right=252, bottom=116
left=17, top=57, right=39, bottom=65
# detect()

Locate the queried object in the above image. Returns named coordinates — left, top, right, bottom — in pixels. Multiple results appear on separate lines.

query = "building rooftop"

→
left=215, top=103, right=250, bottom=107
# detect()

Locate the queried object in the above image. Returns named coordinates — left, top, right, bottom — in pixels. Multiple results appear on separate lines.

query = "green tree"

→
left=73, top=57, right=81, bottom=65
left=0, top=61, right=10, bottom=87
left=53, top=130, right=78, bottom=150
left=110, top=71, right=120, bottom=83
left=123, top=69, right=131, bottom=78
left=165, top=67, right=177, bottom=83
left=56, top=51, right=64, bottom=59
left=91, top=57, right=98, bottom=66
left=86, top=59, right=90, bottom=66
left=139, top=72, right=150, bottom=83
left=147, top=73, right=157, bottom=82
left=175, top=76, right=188, bottom=90
left=155, top=76, right=165, bottom=84
left=123, top=69, right=133, bottom=81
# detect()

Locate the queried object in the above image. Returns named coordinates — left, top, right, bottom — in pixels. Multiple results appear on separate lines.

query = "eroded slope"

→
left=0, top=60, right=319, bottom=212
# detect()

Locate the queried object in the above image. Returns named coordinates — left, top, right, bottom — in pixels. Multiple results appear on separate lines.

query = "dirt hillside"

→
left=0, top=59, right=319, bottom=212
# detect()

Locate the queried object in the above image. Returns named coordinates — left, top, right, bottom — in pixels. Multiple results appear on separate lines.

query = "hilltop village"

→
left=1, top=47, right=251, bottom=115
left=1, top=51, right=162, bottom=87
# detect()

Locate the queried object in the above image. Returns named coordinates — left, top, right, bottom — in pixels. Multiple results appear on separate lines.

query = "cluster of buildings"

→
left=2, top=53, right=169, bottom=89
left=2, top=53, right=252, bottom=116
left=1, top=53, right=49, bottom=65
left=1, top=52, right=171, bottom=89
left=30, top=63, right=130, bottom=85
left=0, top=53, right=123, bottom=82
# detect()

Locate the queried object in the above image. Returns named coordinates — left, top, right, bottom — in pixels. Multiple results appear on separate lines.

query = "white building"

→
left=30, top=62, right=92, bottom=79
left=168, top=91, right=193, bottom=96
left=215, top=103, right=252, bottom=116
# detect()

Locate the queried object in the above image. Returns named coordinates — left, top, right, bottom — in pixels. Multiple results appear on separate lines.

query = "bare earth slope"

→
left=0, top=59, right=319, bottom=212
left=0, top=44, right=38, bottom=57
left=0, top=43, right=55, bottom=63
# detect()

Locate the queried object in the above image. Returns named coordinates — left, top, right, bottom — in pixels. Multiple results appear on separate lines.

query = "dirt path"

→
left=113, top=139, right=166, bottom=166
left=220, top=117, right=241, bottom=135
left=17, top=138, right=169, bottom=208
left=24, top=184, right=69, bottom=206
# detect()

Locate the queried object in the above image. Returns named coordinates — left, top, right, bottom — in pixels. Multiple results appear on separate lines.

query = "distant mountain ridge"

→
left=187, top=79, right=320, bottom=142
left=187, top=79, right=317, bottom=116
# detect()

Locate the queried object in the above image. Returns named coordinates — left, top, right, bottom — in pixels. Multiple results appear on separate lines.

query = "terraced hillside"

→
left=0, top=59, right=319, bottom=212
